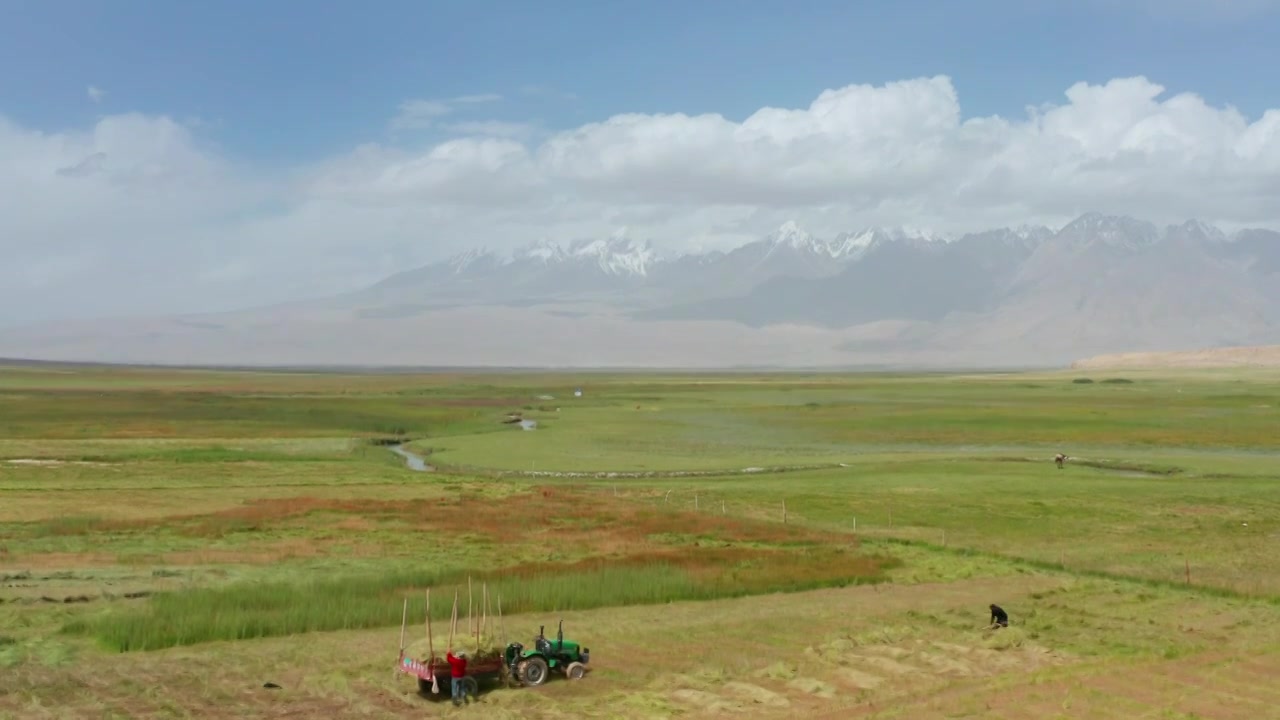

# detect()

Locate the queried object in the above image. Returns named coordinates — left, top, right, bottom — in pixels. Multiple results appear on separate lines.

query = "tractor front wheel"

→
left=517, top=657, right=549, bottom=687
left=565, top=662, right=586, bottom=680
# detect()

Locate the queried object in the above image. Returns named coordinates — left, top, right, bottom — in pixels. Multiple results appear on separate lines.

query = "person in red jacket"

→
left=446, top=650, right=468, bottom=705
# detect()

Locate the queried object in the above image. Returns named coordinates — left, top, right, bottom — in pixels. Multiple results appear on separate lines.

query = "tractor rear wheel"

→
left=517, top=657, right=549, bottom=687
left=565, top=661, right=586, bottom=680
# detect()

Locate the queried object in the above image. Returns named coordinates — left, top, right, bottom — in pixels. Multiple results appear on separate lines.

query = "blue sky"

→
left=1, top=0, right=1278, bottom=326
left=4, top=0, right=1277, bottom=166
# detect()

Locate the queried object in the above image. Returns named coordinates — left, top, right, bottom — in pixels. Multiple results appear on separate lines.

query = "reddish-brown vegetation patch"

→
left=32, top=487, right=850, bottom=548
left=6, top=487, right=865, bottom=574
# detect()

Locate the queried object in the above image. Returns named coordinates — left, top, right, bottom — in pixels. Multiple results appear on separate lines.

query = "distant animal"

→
left=1054, top=453, right=1067, bottom=469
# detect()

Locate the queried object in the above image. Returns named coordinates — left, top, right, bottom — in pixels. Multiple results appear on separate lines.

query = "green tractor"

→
left=503, top=619, right=589, bottom=687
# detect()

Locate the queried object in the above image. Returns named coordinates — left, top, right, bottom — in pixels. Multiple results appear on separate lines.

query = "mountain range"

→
left=2, top=212, right=1279, bottom=369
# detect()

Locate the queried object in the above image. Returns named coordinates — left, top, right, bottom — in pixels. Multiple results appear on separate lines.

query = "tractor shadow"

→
left=415, top=675, right=500, bottom=704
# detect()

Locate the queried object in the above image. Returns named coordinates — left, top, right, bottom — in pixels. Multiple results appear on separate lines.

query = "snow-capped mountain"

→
left=353, top=214, right=1279, bottom=321
left=512, top=239, right=567, bottom=265
left=447, top=248, right=504, bottom=275
left=639, top=225, right=1047, bottom=328
left=1052, top=212, right=1161, bottom=250
left=1170, top=219, right=1228, bottom=244
left=4, top=212, right=1279, bottom=369
left=830, top=226, right=952, bottom=259
left=413, top=221, right=950, bottom=286
left=765, top=221, right=822, bottom=253
left=564, top=236, right=660, bottom=276
left=758, top=222, right=949, bottom=262
left=359, top=220, right=956, bottom=309
left=440, top=235, right=660, bottom=276
left=934, top=217, right=1280, bottom=360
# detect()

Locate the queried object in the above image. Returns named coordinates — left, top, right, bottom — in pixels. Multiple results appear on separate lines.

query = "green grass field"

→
left=1, top=364, right=1278, bottom=719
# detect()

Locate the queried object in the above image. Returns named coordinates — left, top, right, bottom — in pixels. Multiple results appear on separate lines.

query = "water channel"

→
left=388, top=443, right=433, bottom=472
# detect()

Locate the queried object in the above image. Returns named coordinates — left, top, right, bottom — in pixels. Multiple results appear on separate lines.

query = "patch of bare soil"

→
left=1071, top=345, right=1280, bottom=370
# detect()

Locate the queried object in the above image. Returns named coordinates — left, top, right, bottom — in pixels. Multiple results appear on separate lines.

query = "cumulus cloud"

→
left=3, top=75, right=1279, bottom=326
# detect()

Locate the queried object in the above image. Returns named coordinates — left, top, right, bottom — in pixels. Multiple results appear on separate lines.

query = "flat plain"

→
left=1, top=364, right=1279, bottom=719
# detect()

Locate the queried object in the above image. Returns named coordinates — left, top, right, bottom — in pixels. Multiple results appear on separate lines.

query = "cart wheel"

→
left=565, top=662, right=586, bottom=680
left=462, top=676, right=478, bottom=698
left=517, top=657, right=549, bottom=687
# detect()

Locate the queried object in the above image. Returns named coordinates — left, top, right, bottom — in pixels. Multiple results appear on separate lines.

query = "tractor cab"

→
left=503, top=619, right=591, bottom=687
left=535, top=625, right=553, bottom=655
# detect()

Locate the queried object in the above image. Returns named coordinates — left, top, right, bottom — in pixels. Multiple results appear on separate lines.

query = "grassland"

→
left=1, top=363, right=1278, bottom=719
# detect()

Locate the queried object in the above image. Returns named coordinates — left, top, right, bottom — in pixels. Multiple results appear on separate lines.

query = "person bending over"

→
left=989, top=604, right=1009, bottom=629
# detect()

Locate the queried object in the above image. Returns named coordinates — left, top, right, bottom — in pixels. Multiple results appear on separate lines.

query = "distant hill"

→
left=1071, top=346, right=1280, bottom=370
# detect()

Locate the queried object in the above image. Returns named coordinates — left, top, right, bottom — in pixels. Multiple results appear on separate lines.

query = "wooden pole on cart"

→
left=426, top=588, right=439, bottom=694
left=425, top=588, right=435, bottom=660
left=396, top=596, right=407, bottom=683
left=497, top=591, right=506, bottom=649
left=399, top=596, right=408, bottom=654
left=448, top=589, right=458, bottom=652
left=497, top=591, right=509, bottom=685
left=476, top=583, right=484, bottom=653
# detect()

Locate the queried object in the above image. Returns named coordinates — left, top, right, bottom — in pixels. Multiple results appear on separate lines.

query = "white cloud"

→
left=443, top=120, right=537, bottom=140
left=87, top=85, right=106, bottom=103
left=450, top=93, right=502, bottom=104
left=3, top=74, right=1280, bottom=326
left=388, top=93, right=503, bottom=131
left=388, top=99, right=453, bottom=130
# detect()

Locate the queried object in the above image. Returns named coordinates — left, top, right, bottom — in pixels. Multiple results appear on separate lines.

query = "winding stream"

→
left=389, top=443, right=434, bottom=472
